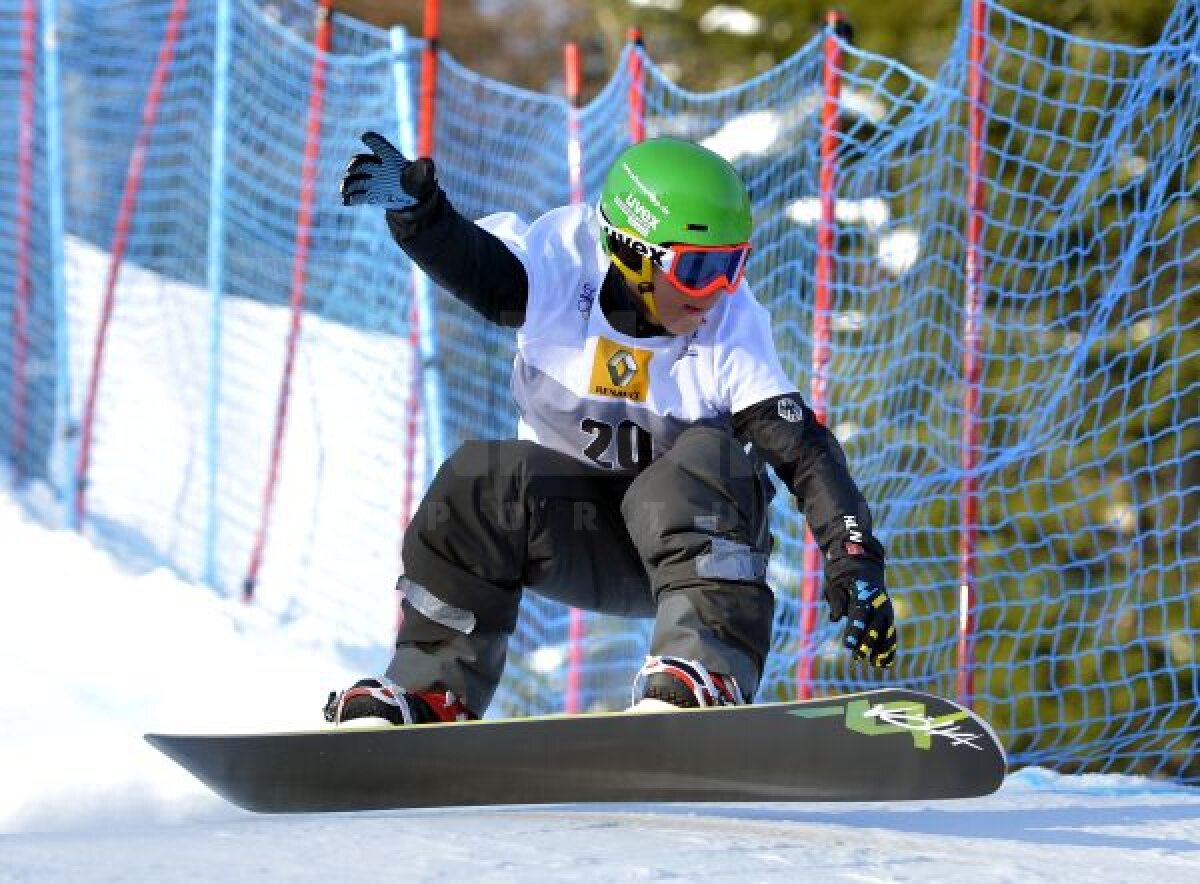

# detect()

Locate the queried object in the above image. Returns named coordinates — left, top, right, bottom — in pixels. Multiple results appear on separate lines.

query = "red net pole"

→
left=797, top=10, right=844, bottom=700
left=627, top=28, right=645, bottom=144
left=957, top=0, right=989, bottom=707
left=11, top=0, right=37, bottom=477
left=397, top=0, right=441, bottom=634
left=242, top=0, right=334, bottom=601
left=73, top=0, right=189, bottom=528
left=417, top=0, right=439, bottom=160
left=564, top=40, right=585, bottom=714
left=399, top=0, right=440, bottom=530
left=565, top=41, right=584, bottom=207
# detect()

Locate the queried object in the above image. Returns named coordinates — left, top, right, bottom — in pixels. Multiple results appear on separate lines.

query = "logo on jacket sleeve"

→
left=589, top=337, right=653, bottom=402
left=577, top=281, right=596, bottom=316
left=777, top=397, right=805, bottom=423
left=842, top=514, right=865, bottom=556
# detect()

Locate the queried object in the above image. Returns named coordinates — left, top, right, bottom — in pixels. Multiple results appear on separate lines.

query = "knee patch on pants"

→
left=621, top=426, right=771, bottom=596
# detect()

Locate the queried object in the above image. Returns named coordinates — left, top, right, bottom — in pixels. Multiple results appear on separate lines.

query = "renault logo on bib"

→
left=590, top=337, right=653, bottom=402
left=608, top=351, right=638, bottom=386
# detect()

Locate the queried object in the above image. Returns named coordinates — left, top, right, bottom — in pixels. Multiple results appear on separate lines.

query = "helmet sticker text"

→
left=622, top=162, right=672, bottom=218
left=615, top=193, right=662, bottom=238
left=606, top=227, right=670, bottom=270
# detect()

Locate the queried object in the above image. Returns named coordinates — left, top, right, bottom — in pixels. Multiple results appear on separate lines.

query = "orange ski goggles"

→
left=599, top=208, right=752, bottom=298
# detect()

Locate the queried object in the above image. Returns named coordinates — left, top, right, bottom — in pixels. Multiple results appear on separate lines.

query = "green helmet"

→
left=600, top=138, right=752, bottom=249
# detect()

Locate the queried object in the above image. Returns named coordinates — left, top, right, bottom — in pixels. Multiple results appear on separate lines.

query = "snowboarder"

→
left=325, top=133, right=895, bottom=726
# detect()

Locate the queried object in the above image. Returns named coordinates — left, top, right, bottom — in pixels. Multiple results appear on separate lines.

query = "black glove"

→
left=341, top=131, right=437, bottom=210
left=825, top=576, right=897, bottom=668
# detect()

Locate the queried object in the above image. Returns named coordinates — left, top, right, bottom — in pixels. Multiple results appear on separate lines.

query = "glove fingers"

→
left=344, top=154, right=381, bottom=176
left=361, top=131, right=407, bottom=167
left=855, top=620, right=880, bottom=660
left=866, top=621, right=897, bottom=668
left=841, top=581, right=896, bottom=667
left=340, top=171, right=372, bottom=203
left=826, top=576, right=898, bottom=668
left=843, top=615, right=867, bottom=653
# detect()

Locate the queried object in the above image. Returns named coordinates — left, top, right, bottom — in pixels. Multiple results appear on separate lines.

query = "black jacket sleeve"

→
left=385, top=189, right=529, bottom=328
left=733, top=393, right=886, bottom=587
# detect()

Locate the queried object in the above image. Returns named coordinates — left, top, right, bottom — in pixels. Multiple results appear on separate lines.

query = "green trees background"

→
left=333, top=0, right=1175, bottom=95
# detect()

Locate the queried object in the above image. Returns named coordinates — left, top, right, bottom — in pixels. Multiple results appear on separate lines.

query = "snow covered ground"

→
left=2, top=472, right=1199, bottom=882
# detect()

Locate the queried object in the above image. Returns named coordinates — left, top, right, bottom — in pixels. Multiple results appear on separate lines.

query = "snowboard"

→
left=145, top=688, right=1006, bottom=813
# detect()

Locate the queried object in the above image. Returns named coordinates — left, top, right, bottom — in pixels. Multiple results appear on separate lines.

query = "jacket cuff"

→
left=821, top=529, right=887, bottom=589
left=385, top=186, right=447, bottom=241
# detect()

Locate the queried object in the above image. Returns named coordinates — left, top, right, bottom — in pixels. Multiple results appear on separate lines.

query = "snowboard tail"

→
left=146, top=688, right=1006, bottom=813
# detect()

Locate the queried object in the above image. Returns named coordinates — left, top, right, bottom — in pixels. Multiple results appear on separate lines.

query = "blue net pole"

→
left=41, top=0, right=71, bottom=517
left=391, top=26, right=445, bottom=499
left=10, top=0, right=36, bottom=477
left=203, top=0, right=231, bottom=585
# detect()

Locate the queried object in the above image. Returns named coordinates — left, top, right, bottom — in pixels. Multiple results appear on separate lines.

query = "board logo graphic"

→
left=791, top=698, right=983, bottom=751
left=589, top=337, right=653, bottom=402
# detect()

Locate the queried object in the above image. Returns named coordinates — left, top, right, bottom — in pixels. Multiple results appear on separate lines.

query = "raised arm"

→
left=341, top=132, right=528, bottom=327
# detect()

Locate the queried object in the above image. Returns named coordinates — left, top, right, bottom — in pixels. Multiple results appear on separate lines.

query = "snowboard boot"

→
left=629, top=655, right=745, bottom=712
left=324, top=677, right=475, bottom=727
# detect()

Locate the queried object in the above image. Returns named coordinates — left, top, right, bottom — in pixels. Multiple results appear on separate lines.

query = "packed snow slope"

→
left=1, top=473, right=1198, bottom=882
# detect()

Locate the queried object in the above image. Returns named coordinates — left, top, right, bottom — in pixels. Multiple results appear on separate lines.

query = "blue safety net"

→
left=0, top=0, right=1195, bottom=780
